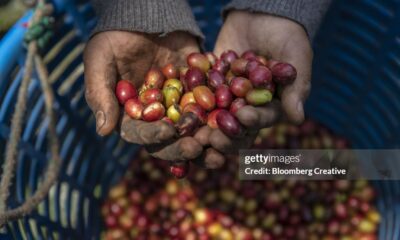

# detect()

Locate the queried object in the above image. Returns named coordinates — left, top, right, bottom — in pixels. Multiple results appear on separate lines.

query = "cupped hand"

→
left=211, top=10, right=313, bottom=153
left=84, top=31, right=205, bottom=161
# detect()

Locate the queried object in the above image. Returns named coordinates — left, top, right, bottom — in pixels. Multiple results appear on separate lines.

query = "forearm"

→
left=224, top=0, right=331, bottom=40
left=91, top=0, right=204, bottom=39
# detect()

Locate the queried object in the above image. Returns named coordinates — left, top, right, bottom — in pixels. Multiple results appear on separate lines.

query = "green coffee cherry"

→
left=245, top=89, right=273, bottom=106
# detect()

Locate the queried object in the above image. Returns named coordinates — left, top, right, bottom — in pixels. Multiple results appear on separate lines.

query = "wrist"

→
left=226, top=10, right=306, bottom=35
left=223, top=0, right=331, bottom=40
left=91, top=0, right=204, bottom=40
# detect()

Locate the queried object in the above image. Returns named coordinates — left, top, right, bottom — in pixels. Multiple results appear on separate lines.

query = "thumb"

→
left=84, top=35, right=119, bottom=136
left=279, top=39, right=313, bottom=124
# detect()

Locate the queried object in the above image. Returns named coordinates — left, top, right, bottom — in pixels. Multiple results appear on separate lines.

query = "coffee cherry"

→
left=246, top=60, right=261, bottom=75
left=367, top=209, right=380, bottom=224
left=170, top=162, right=190, bottom=179
left=216, top=110, right=245, bottom=138
left=193, top=209, right=214, bottom=225
left=139, top=88, right=163, bottom=105
left=245, top=89, right=273, bottom=106
left=180, top=92, right=196, bottom=108
left=207, top=109, right=222, bottom=129
left=184, top=67, right=206, bottom=91
left=145, top=68, right=165, bottom=89
left=241, top=50, right=257, bottom=61
left=229, top=98, right=246, bottom=114
left=335, top=203, right=347, bottom=219
left=248, top=66, right=272, bottom=87
left=271, top=62, right=297, bottom=85
left=187, top=53, right=211, bottom=72
left=119, top=213, right=135, bottom=230
left=109, top=202, right=123, bottom=216
left=162, top=63, right=178, bottom=79
left=193, top=86, right=216, bottom=111
left=116, top=80, right=137, bottom=105
left=105, top=229, right=127, bottom=240
left=167, top=104, right=182, bottom=123
left=108, top=184, right=126, bottom=199
left=136, top=214, right=150, bottom=230
left=183, top=103, right=207, bottom=124
left=142, top=102, right=165, bottom=121
left=231, top=58, right=249, bottom=76
left=163, top=86, right=181, bottom=108
left=358, top=219, right=376, bottom=233
left=215, top=84, right=233, bottom=109
left=212, top=59, right=229, bottom=75
left=220, top=50, right=238, bottom=64
left=125, top=98, right=143, bottom=120
left=176, top=112, right=200, bottom=137
left=163, top=78, right=183, bottom=94
left=229, top=77, right=253, bottom=97
left=207, top=69, right=225, bottom=90
left=105, top=215, right=118, bottom=228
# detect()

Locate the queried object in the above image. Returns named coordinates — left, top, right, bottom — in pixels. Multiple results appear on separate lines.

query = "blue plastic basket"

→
left=306, top=1, right=400, bottom=239
left=0, top=0, right=399, bottom=239
left=0, top=1, right=138, bottom=239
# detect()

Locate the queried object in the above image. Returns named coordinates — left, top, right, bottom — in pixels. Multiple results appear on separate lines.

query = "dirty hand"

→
left=84, top=31, right=206, bottom=161
left=210, top=11, right=313, bottom=154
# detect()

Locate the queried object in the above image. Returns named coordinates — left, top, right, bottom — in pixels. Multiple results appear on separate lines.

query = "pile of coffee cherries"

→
left=253, top=120, right=350, bottom=149
left=114, top=50, right=296, bottom=178
left=102, top=121, right=380, bottom=240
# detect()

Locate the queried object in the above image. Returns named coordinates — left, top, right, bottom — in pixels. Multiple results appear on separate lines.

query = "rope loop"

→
left=0, top=0, right=61, bottom=227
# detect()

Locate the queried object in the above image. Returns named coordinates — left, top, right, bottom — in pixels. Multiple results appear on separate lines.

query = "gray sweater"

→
left=91, top=0, right=331, bottom=40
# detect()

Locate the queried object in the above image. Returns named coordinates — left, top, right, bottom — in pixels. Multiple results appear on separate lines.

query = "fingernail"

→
left=96, top=111, right=105, bottom=134
left=297, top=102, right=303, bottom=114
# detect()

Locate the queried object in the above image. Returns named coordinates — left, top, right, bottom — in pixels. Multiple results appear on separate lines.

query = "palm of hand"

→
left=210, top=11, right=313, bottom=154
left=84, top=31, right=207, bottom=161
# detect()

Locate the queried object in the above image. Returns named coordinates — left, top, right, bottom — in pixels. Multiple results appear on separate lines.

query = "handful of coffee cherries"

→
left=114, top=50, right=297, bottom=178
